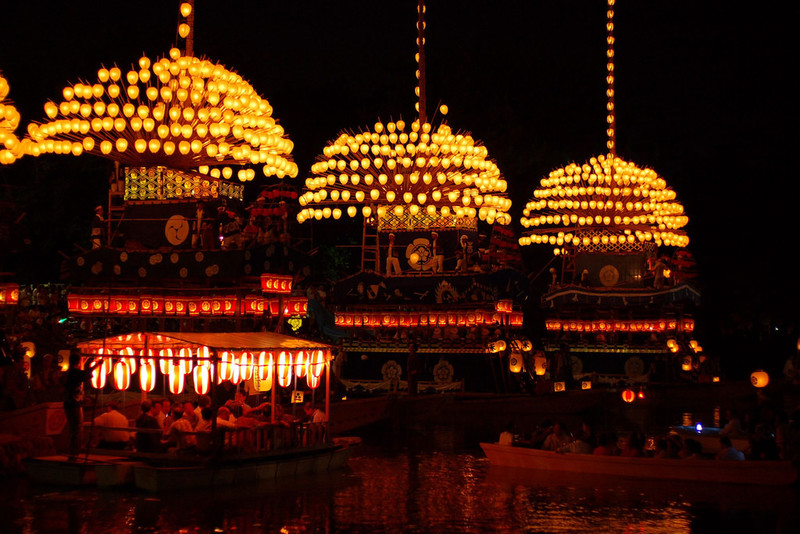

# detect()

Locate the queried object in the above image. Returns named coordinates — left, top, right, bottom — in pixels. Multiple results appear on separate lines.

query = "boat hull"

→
left=480, top=443, right=797, bottom=486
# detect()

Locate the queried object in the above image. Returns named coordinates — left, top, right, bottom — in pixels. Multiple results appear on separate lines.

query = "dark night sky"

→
left=1, top=1, right=797, bottom=366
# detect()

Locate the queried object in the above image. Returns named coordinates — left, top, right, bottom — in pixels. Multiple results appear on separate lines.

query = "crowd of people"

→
left=79, top=390, right=329, bottom=458
left=499, top=402, right=800, bottom=463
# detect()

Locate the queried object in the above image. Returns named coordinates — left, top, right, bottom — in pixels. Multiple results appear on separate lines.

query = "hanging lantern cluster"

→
left=85, top=345, right=328, bottom=394
left=0, top=72, right=21, bottom=165
left=298, top=119, right=511, bottom=226
left=19, top=48, right=297, bottom=181
left=335, top=308, right=522, bottom=328
left=520, top=154, right=689, bottom=253
left=545, top=317, right=694, bottom=333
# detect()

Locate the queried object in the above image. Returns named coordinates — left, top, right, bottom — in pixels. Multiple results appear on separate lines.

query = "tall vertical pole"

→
left=605, top=0, right=616, bottom=156
left=416, top=0, right=427, bottom=124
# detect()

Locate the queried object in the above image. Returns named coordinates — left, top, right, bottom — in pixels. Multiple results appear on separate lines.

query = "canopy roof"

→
left=77, top=331, right=331, bottom=357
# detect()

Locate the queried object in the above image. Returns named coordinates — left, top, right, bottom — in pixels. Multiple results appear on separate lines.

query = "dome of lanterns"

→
left=20, top=47, right=298, bottom=182
left=518, top=0, right=688, bottom=254
left=298, top=116, right=511, bottom=225
left=0, top=72, right=21, bottom=165
left=519, top=153, right=689, bottom=253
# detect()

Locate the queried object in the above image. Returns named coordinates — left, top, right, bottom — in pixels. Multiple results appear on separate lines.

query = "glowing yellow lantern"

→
left=167, top=364, right=185, bottom=394
left=750, top=370, right=769, bottom=388
left=310, top=350, right=325, bottom=379
left=294, top=351, right=307, bottom=378
left=681, top=356, right=693, bottom=372
left=218, top=351, right=234, bottom=381
left=90, top=365, right=107, bottom=389
left=239, top=351, right=254, bottom=381
left=509, top=352, right=523, bottom=373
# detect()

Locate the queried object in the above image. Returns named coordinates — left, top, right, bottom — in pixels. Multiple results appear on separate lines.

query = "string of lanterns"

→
left=546, top=317, right=695, bottom=333
left=85, top=346, right=328, bottom=395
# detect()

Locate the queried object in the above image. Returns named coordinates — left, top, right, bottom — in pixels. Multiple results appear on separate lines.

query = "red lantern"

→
left=193, top=365, right=211, bottom=395
left=90, top=365, right=107, bottom=389
left=310, top=350, right=325, bottom=379
left=294, top=351, right=307, bottom=378
left=167, top=365, right=184, bottom=394
left=140, top=296, right=153, bottom=315
left=277, top=351, right=293, bottom=388
left=113, top=361, right=131, bottom=391
left=622, top=389, right=636, bottom=403
left=239, top=351, right=254, bottom=381
left=175, top=297, right=188, bottom=315
left=139, top=360, right=157, bottom=392
left=177, top=347, right=193, bottom=375
left=218, top=351, right=234, bottom=382
left=307, top=372, right=320, bottom=389
left=188, top=298, right=201, bottom=316
left=159, top=348, right=174, bottom=374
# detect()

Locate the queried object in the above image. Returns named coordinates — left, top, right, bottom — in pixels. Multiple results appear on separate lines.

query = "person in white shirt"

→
left=93, top=401, right=132, bottom=450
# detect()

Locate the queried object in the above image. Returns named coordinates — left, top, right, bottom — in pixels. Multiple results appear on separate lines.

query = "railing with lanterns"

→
left=66, top=292, right=307, bottom=318
left=334, top=308, right=523, bottom=329
left=544, top=318, right=694, bottom=334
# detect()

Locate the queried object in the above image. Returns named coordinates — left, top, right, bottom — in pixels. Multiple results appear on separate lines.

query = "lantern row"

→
left=335, top=309, right=523, bottom=328
left=0, top=73, right=21, bottom=165
left=85, top=347, right=327, bottom=394
left=67, top=293, right=307, bottom=317
left=545, top=318, right=695, bottom=333
left=0, top=283, right=20, bottom=306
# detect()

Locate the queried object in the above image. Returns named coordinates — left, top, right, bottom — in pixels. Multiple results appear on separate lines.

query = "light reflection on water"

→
left=2, top=440, right=799, bottom=534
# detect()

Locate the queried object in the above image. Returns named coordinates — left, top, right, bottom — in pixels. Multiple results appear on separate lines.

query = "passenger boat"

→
left=480, top=443, right=797, bottom=486
left=25, top=331, right=361, bottom=491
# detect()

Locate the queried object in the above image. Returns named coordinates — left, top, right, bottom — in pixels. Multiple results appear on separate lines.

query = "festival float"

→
left=518, top=0, right=706, bottom=386
left=297, top=0, right=528, bottom=394
left=17, top=0, right=309, bottom=335
left=17, top=1, right=357, bottom=488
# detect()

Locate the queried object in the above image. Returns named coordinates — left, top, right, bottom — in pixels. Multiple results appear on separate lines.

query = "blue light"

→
left=695, top=423, right=703, bottom=433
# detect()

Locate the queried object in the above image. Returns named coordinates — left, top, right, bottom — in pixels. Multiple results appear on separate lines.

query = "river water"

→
left=2, top=424, right=799, bottom=534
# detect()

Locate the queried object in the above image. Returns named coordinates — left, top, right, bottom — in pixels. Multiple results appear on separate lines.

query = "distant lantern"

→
left=488, top=340, right=507, bottom=353
left=139, top=360, right=157, bottom=392
left=581, top=381, right=592, bottom=390
left=509, top=352, right=523, bottom=373
left=553, top=381, right=566, bottom=392
left=750, top=369, right=769, bottom=388
left=681, top=356, right=693, bottom=372
left=113, top=361, right=131, bottom=391
left=621, top=389, right=635, bottom=403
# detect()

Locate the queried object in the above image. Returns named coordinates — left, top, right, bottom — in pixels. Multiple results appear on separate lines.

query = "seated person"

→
left=93, top=400, right=132, bottom=450
left=498, top=422, right=515, bottom=446
left=541, top=422, right=571, bottom=451
left=163, top=406, right=197, bottom=453
left=716, top=435, right=745, bottom=461
left=134, top=400, right=162, bottom=453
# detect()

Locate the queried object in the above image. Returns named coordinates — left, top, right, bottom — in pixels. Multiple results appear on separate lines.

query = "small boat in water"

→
left=480, top=443, right=797, bottom=486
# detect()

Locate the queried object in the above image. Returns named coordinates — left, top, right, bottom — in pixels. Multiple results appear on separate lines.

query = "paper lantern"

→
left=294, top=351, right=307, bottom=378
left=229, top=358, right=242, bottom=385
left=120, top=348, right=137, bottom=374
left=167, top=364, right=185, bottom=394
left=750, top=370, right=769, bottom=388
left=218, top=351, right=234, bottom=382
left=533, top=353, right=547, bottom=376
left=553, top=381, right=566, bottom=392
left=159, top=348, right=174, bottom=374
left=178, top=347, right=193, bottom=374
left=509, top=352, right=523, bottom=373
left=90, top=365, right=107, bottom=389
left=581, top=381, right=592, bottom=390
left=681, top=356, right=693, bottom=372
left=256, top=351, right=273, bottom=391
left=239, top=351, right=254, bottom=380
left=307, top=371, right=320, bottom=389
left=139, top=360, right=157, bottom=392
left=277, top=351, right=293, bottom=388
left=112, top=361, right=131, bottom=391
left=309, top=350, right=325, bottom=379
left=621, top=389, right=635, bottom=403
left=193, top=365, right=211, bottom=395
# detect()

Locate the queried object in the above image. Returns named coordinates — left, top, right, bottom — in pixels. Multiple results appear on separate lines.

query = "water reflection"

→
left=2, top=440, right=798, bottom=534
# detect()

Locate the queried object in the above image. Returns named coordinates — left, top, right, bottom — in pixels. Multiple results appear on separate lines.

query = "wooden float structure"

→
left=480, top=443, right=797, bottom=486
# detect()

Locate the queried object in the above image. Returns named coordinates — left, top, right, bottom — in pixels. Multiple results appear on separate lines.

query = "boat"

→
left=480, top=442, right=797, bottom=486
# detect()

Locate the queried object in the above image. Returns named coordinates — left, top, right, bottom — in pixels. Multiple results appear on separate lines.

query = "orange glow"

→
left=139, top=360, right=157, bottom=392
left=621, top=389, right=635, bottom=403
left=277, top=351, right=292, bottom=388
left=193, top=365, right=211, bottom=395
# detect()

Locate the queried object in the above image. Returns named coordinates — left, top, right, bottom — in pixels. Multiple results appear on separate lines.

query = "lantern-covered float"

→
left=17, top=1, right=311, bottom=335
left=518, top=0, right=710, bottom=386
left=298, top=0, right=527, bottom=393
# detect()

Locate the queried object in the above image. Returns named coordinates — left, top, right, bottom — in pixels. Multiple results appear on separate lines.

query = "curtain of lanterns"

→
left=85, top=346, right=328, bottom=395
